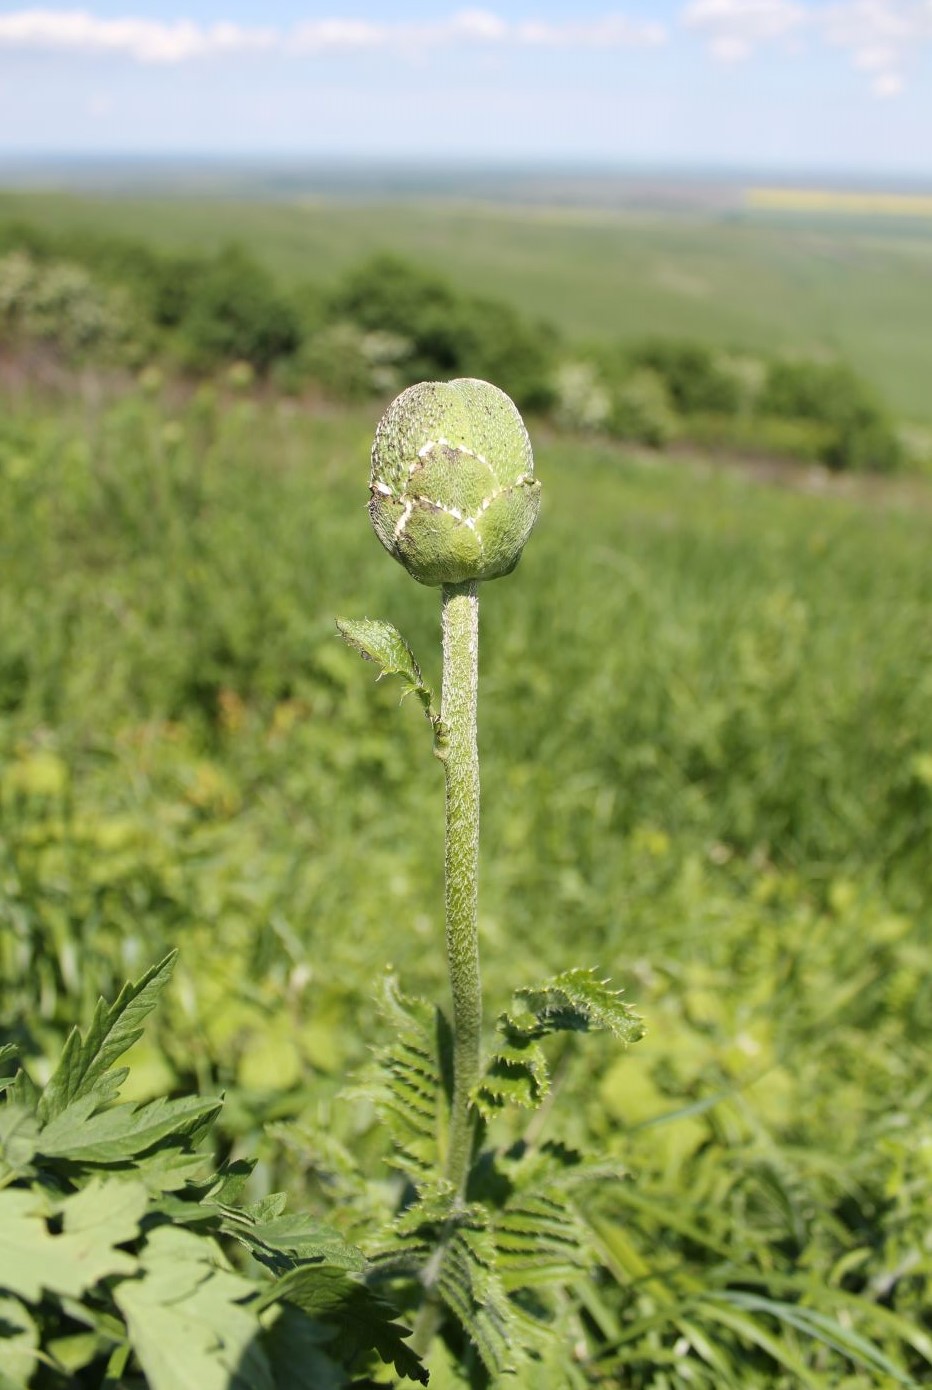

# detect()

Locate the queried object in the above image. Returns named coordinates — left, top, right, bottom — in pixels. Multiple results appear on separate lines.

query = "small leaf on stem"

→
left=336, top=618, right=439, bottom=730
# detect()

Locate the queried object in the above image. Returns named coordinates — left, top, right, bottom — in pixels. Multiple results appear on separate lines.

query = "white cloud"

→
left=682, top=0, right=932, bottom=95
left=682, top=0, right=807, bottom=62
left=0, top=8, right=668, bottom=65
left=0, top=10, right=277, bottom=63
left=514, top=17, right=667, bottom=48
left=820, top=1, right=932, bottom=98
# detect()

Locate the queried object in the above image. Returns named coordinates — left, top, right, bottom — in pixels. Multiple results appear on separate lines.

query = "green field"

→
left=1, top=372, right=930, bottom=1384
left=3, top=187, right=932, bottom=422
left=2, top=169, right=931, bottom=1382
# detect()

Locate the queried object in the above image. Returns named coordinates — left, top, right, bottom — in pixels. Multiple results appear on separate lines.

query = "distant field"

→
left=2, top=187, right=932, bottom=420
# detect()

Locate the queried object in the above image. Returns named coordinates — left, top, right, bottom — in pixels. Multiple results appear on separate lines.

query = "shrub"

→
left=301, top=321, right=413, bottom=400
left=628, top=338, right=742, bottom=415
left=327, top=254, right=558, bottom=410
left=553, top=360, right=612, bottom=431
left=608, top=368, right=678, bottom=448
left=761, top=359, right=902, bottom=472
left=0, top=250, right=142, bottom=359
left=175, top=245, right=301, bottom=372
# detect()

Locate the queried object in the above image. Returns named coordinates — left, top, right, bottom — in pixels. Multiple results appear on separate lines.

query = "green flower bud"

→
left=369, top=377, right=541, bottom=587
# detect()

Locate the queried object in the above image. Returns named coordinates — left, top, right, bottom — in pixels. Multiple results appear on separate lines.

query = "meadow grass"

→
left=2, top=187, right=932, bottom=422
left=1, top=380, right=929, bottom=1382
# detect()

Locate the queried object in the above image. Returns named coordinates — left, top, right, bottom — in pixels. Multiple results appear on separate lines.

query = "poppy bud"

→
left=369, top=378, right=541, bottom=587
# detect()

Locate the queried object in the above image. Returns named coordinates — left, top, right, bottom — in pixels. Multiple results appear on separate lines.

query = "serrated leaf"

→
left=437, top=1223, right=521, bottom=1378
left=115, top=1224, right=274, bottom=1390
left=38, top=953, right=177, bottom=1124
left=336, top=618, right=438, bottom=727
left=474, top=1035, right=550, bottom=1118
left=0, top=1180, right=144, bottom=1302
left=263, top=1265, right=427, bottom=1385
left=353, top=975, right=449, bottom=1183
left=0, top=1105, right=38, bottom=1180
left=259, top=1303, right=346, bottom=1390
left=512, top=968, right=645, bottom=1045
left=38, top=1093, right=221, bottom=1164
left=218, top=1206, right=366, bottom=1274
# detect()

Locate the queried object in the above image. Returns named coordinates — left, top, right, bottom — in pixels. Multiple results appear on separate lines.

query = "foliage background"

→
left=1, top=372, right=929, bottom=1383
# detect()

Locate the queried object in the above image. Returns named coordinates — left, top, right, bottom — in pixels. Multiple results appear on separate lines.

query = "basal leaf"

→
left=38, top=953, right=178, bottom=1124
left=352, top=974, right=449, bottom=1183
left=336, top=618, right=438, bottom=728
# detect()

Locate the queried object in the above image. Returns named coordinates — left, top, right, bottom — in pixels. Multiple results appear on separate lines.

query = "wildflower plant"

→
left=338, top=378, right=644, bottom=1377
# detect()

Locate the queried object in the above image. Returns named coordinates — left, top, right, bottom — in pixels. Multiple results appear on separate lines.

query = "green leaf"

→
left=0, top=1180, right=144, bottom=1302
left=336, top=618, right=438, bottom=727
left=512, top=968, right=645, bottom=1044
left=38, top=953, right=178, bottom=1124
left=217, top=1205, right=366, bottom=1275
left=0, top=1045, right=19, bottom=1094
left=353, top=975, right=448, bottom=1183
left=38, top=1093, right=222, bottom=1164
left=0, top=1295, right=38, bottom=1389
left=262, top=1264, right=427, bottom=1385
left=436, top=1221, right=521, bottom=1378
left=259, top=1303, right=346, bottom=1390
left=708, top=1290, right=921, bottom=1388
left=114, top=1224, right=274, bottom=1390
left=0, top=1106, right=38, bottom=1181
left=477, top=969, right=643, bottom=1116
left=474, top=1035, right=550, bottom=1118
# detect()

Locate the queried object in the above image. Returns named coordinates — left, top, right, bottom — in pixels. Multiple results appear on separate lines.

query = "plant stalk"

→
left=439, top=580, right=482, bottom=1196
left=410, top=581, right=482, bottom=1362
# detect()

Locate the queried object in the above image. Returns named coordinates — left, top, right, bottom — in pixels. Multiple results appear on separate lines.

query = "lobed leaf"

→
left=37, top=952, right=178, bottom=1124
left=114, top=1224, right=274, bottom=1390
left=262, top=1264, right=428, bottom=1385
left=0, top=1180, right=145, bottom=1303
left=336, top=617, right=438, bottom=728
left=478, top=969, right=643, bottom=1117
left=38, top=1093, right=222, bottom=1164
left=352, top=974, right=449, bottom=1183
left=512, top=968, right=645, bottom=1045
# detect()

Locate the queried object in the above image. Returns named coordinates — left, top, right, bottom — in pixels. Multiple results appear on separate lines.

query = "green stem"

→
left=410, top=582, right=482, bottom=1363
left=439, top=580, right=482, bottom=1196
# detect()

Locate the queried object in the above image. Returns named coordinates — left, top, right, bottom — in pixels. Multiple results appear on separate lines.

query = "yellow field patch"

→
left=749, top=186, right=932, bottom=217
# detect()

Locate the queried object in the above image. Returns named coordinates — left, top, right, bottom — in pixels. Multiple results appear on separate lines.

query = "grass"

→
left=2, top=187, right=932, bottom=421
left=1, top=377, right=929, bottom=1382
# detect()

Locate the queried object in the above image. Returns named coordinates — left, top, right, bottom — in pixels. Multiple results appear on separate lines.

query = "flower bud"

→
left=369, top=378, right=541, bottom=587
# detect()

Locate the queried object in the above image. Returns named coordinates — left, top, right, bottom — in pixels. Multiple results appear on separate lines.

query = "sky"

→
left=1, top=2, right=931, bottom=176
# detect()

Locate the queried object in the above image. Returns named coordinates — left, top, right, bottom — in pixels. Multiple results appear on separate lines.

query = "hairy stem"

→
left=439, top=580, right=482, bottom=1196
left=410, top=582, right=482, bottom=1362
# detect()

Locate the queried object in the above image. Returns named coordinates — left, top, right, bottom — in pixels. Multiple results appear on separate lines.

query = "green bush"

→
left=175, top=245, right=301, bottom=372
left=607, top=368, right=678, bottom=448
left=761, top=359, right=902, bottom=473
left=0, top=249, right=144, bottom=359
left=628, top=338, right=743, bottom=415
left=552, top=360, right=612, bottom=431
left=326, top=253, right=557, bottom=410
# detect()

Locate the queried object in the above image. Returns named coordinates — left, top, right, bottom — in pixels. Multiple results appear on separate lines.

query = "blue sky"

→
left=1, top=3, right=931, bottom=175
